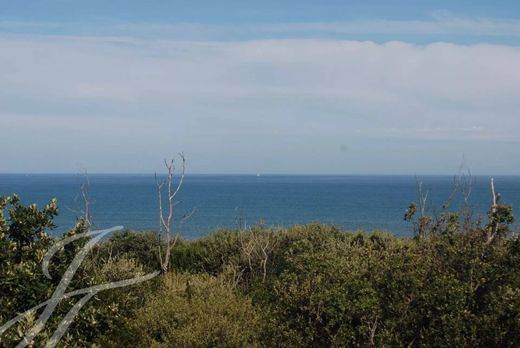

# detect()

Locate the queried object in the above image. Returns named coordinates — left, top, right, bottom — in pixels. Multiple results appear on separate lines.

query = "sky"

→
left=1, top=1, right=520, bottom=174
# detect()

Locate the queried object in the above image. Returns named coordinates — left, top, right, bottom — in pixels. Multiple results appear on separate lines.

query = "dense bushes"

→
left=0, top=195, right=57, bottom=319
left=96, top=230, right=163, bottom=271
left=255, top=229, right=520, bottom=347
left=147, top=225, right=520, bottom=347
left=123, top=273, right=261, bottom=347
left=1, top=193, right=520, bottom=347
left=0, top=196, right=156, bottom=347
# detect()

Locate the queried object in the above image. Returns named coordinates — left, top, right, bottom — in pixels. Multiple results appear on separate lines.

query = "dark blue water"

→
left=1, top=174, right=519, bottom=238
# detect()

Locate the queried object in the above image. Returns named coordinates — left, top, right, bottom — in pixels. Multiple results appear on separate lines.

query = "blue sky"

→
left=2, top=1, right=520, bottom=44
left=2, top=1, right=520, bottom=23
left=1, top=1, right=520, bottom=174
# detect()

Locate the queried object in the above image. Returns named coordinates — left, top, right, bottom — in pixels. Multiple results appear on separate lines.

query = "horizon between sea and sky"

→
left=1, top=173, right=519, bottom=237
left=1, top=0, right=520, bottom=175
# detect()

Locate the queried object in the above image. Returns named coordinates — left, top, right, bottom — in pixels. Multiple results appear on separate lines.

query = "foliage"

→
left=95, top=230, right=163, bottom=271
left=0, top=196, right=155, bottom=347
left=60, top=256, right=158, bottom=347
left=124, top=273, right=261, bottom=348
left=0, top=195, right=58, bottom=346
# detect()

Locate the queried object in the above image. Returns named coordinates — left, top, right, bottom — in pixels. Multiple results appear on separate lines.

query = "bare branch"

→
left=368, top=317, right=378, bottom=347
left=156, top=154, right=187, bottom=273
left=414, top=176, right=431, bottom=238
left=171, top=153, right=186, bottom=199
left=78, top=169, right=92, bottom=232
left=491, top=177, right=497, bottom=210
left=180, top=207, right=197, bottom=225
left=415, top=177, right=429, bottom=218
left=487, top=177, right=500, bottom=244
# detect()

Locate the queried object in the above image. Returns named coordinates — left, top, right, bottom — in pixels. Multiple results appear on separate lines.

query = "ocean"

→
left=1, top=174, right=519, bottom=239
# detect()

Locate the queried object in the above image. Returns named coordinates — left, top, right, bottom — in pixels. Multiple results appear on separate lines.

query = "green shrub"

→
left=0, top=195, right=58, bottom=347
left=125, top=273, right=261, bottom=348
left=258, top=229, right=393, bottom=347
left=63, top=256, right=159, bottom=347
left=99, top=230, right=163, bottom=271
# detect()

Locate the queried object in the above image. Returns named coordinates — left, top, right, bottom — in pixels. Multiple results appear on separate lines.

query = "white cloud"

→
left=1, top=34, right=520, bottom=173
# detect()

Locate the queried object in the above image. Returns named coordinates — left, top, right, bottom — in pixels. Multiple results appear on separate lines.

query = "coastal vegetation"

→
left=1, top=188, right=519, bottom=347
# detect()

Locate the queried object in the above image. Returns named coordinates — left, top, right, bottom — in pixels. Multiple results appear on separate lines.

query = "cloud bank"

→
left=1, top=34, right=520, bottom=173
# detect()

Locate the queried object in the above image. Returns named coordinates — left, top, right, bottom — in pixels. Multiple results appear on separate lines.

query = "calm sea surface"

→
left=1, top=174, right=519, bottom=238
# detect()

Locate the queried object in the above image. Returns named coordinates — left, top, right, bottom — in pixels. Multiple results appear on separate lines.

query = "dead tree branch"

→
left=487, top=177, right=500, bottom=244
left=368, top=317, right=378, bottom=347
left=415, top=177, right=430, bottom=238
left=80, top=171, right=92, bottom=232
left=156, top=153, right=186, bottom=272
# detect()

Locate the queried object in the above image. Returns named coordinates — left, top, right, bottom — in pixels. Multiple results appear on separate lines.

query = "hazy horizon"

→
left=2, top=172, right=520, bottom=177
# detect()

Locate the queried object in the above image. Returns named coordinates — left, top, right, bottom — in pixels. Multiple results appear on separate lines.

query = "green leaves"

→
left=1, top=194, right=58, bottom=265
left=125, top=273, right=261, bottom=348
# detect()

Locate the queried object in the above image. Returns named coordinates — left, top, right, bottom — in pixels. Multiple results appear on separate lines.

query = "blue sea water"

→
left=0, top=174, right=519, bottom=239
